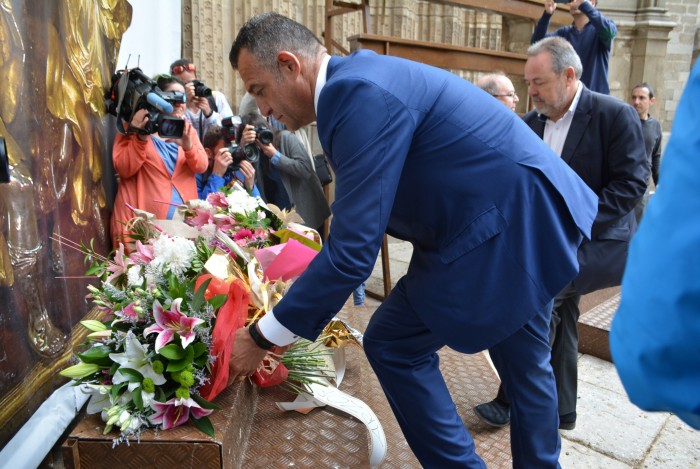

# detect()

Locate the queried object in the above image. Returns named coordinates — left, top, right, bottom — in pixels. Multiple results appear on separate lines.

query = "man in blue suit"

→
left=226, top=13, right=597, bottom=467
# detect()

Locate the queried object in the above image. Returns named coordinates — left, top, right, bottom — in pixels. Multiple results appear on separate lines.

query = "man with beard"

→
left=474, top=36, right=647, bottom=431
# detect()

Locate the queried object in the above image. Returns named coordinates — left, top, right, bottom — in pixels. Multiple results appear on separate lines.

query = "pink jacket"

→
left=110, top=126, right=207, bottom=248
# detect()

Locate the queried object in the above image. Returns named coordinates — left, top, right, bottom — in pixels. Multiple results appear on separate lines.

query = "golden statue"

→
left=0, top=0, right=131, bottom=358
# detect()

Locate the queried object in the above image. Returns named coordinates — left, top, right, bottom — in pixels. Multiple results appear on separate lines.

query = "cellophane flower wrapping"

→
left=61, top=184, right=332, bottom=443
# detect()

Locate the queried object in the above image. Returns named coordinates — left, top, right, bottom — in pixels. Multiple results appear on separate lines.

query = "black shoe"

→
left=559, top=411, right=576, bottom=430
left=474, top=400, right=511, bottom=427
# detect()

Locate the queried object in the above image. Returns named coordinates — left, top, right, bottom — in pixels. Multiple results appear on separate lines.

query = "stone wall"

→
left=657, top=0, right=700, bottom=131
left=183, top=0, right=699, bottom=134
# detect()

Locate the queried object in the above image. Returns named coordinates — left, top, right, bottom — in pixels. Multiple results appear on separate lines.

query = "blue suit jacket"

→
left=611, top=61, right=700, bottom=429
left=274, top=50, right=597, bottom=353
left=524, top=86, right=648, bottom=293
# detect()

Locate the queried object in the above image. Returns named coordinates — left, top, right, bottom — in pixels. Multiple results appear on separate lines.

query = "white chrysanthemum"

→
left=225, top=189, right=260, bottom=215
left=152, top=235, right=196, bottom=277
left=126, top=265, right=144, bottom=287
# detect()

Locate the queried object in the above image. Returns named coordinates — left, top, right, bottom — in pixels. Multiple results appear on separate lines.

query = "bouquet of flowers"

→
left=60, top=184, right=334, bottom=443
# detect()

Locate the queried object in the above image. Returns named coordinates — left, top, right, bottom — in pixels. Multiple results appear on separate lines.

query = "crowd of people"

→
left=109, top=58, right=331, bottom=249
left=106, top=1, right=697, bottom=466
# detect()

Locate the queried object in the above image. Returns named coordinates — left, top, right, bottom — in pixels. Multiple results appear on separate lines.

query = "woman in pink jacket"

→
left=110, top=76, right=208, bottom=248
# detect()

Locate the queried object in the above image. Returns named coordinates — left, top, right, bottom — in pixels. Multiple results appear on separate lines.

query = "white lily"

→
left=109, top=331, right=166, bottom=386
left=81, top=384, right=113, bottom=415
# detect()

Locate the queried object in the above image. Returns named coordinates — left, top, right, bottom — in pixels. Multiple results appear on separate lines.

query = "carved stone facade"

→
left=182, top=0, right=699, bottom=134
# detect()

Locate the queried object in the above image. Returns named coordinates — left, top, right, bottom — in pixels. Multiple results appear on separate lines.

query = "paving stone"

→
left=577, top=354, right=627, bottom=397
left=560, top=438, right=632, bottom=468
left=564, top=380, right=668, bottom=466
left=642, top=415, right=700, bottom=468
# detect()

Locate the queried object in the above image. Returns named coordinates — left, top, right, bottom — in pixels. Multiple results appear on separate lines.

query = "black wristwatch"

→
left=204, top=110, right=214, bottom=118
left=249, top=320, right=275, bottom=350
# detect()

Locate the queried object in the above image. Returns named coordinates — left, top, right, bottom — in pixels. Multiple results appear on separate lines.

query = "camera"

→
left=221, top=117, right=259, bottom=174
left=191, top=80, right=212, bottom=98
left=250, top=125, right=274, bottom=145
left=554, top=0, right=570, bottom=3
left=105, top=68, right=185, bottom=138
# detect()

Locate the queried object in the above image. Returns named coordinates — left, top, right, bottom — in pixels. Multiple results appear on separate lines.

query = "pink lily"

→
left=143, top=299, right=204, bottom=352
left=106, top=243, right=134, bottom=285
left=129, top=240, right=154, bottom=265
left=206, top=192, right=228, bottom=208
left=148, top=397, right=213, bottom=430
left=115, top=302, right=139, bottom=321
left=187, top=208, right=214, bottom=228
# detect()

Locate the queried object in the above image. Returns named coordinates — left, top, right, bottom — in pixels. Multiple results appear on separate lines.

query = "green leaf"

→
left=111, top=381, right=127, bottom=400
left=159, top=344, right=185, bottom=360
left=132, top=386, right=144, bottom=411
left=191, top=393, right=222, bottom=410
left=191, top=278, right=212, bottom=313
left=166, top=358, right=189, bottom=372
left=191, top=342, right=208, bottom=358
left=192, top=415, right=215, bottom=438
left=167, top=344, right=195, bottom=372
left=77, top=345, right=112, bottom=363
left=207, top=293, right=227, bottom=311
left=116, top=367, right=144, bottom=382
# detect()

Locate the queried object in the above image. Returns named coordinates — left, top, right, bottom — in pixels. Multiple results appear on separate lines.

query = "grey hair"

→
left=527, top=37, right=583, bottom=79
left=229, top=12, right=323, bottom=74
left=477, top=72, right=507, bottom=95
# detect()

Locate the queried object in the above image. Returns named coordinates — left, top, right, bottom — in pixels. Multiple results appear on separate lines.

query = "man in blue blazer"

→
left=227, top=13, right=597, bottom=467
left=476, top=37, right=648, bottom=431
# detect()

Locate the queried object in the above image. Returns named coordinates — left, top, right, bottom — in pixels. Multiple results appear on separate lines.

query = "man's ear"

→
left=277, top=51, right=301, bottom=75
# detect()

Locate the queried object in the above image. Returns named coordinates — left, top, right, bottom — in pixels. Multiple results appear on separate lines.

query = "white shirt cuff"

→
left=257, top=310, right=299, bottom=346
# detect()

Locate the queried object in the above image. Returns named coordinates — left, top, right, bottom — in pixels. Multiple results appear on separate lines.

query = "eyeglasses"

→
left=170, top=63, right=196, bottom=75
left=491, top=91, right=517, bottom=98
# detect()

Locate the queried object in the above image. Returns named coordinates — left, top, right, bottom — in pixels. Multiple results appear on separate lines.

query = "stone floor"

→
left=363, top=236, right=700, bottom=468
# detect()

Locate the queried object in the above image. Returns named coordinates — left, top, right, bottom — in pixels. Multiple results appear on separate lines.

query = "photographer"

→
left=169, top=59, right=237, bottom=139
left=110, top=74, right=208, bottom=248
left=240, top=112, right=330, bottom=233
left=197, top=124, right=260, bottom=199
left=532, top=0, right=617, bottom=94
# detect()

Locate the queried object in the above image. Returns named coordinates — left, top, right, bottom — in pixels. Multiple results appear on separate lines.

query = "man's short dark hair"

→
left=201, top=125, right=225, bottom=150
left=632, top=82, right=655, bottom=99
left=229, top=12, right=322, bottom=73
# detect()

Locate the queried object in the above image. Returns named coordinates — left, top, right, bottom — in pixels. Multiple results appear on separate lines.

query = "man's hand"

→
left=212, top=148, right=233, bottom=176
left=194, top=96, right=213, bottom=117
left=238, top=160, right=256, bottom=190
left=227, top=326, right=269, bottom=385
left=544, top=0, right=556, bottom=15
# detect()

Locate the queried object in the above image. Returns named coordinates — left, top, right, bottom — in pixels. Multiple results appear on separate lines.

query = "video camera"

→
left=105, top=68, right=185, bottom=139
left=221, top=117, right=259, bottom=175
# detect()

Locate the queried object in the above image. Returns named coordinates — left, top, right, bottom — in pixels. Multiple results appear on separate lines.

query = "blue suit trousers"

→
left=364, top=278, right=561, bottom=468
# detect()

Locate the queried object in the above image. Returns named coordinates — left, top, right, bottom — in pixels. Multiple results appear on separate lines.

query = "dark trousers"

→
left=364, top=278, right=561, bottom=468
left=494, top=283, right=580, bottom=418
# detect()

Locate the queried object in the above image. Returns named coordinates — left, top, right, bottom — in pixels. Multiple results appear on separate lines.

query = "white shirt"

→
left=543, top=82, right=583, bottom=157
left=257, top=53, right=333, bottom=346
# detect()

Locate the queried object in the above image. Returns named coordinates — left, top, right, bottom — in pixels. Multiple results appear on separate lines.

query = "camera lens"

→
left=256, top=127, right=274, bottom=145
left=193, top=80, right=212, bottom=98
